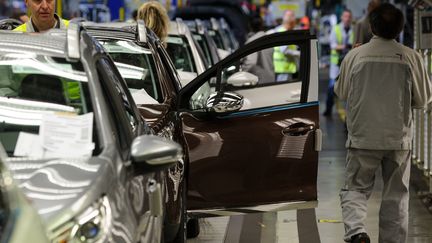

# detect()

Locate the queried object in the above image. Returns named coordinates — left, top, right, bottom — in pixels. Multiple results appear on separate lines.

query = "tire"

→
left=170, top=180, right=187, bottom=243
left=171, top=208, right=186, bottom=243
left=186, top=218, right=200, bottom=239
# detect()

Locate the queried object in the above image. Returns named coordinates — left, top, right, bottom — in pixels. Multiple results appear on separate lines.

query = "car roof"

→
left=82, top=21, right=135, bottom=29
left=83, top=21, right=159, bottom=45
left=83, top=22, right=136, bottom=40
left=168, top=20, right=189, bottom=36
left=0, top=29, right=67, bottom=57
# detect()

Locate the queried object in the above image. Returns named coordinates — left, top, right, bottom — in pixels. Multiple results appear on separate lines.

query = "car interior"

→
left=0, top=55, right=98, bottom=158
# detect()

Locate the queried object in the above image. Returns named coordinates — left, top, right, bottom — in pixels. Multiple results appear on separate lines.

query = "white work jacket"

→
left=335, top=36, right=432, bottom=150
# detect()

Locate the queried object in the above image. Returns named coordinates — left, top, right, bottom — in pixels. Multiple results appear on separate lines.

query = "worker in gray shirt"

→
left=335, top=3, right=432, bottom=243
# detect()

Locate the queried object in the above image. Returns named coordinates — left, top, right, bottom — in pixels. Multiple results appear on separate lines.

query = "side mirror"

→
left=131, top=135, right=182, bottom=172
left=206, top=91, right=244, bottom=113
left=226, top=71, right=258, bottom=87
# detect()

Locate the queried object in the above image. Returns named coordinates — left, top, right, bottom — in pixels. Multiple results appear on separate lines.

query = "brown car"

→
left=84, top=21, right=321, bottom=242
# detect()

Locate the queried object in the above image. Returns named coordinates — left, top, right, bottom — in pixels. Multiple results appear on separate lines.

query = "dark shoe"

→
left=351, top=233, right=370, bottom=243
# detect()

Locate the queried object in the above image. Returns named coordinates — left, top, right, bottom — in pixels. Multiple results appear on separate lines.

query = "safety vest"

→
left=330, top=24, right=354, bottom=65
left=14, top=15, right=69, bottom=32
left=273, top=27, right=298, bottom=74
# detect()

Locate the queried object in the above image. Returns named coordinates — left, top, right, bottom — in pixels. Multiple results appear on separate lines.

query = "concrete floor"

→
left=187, top=69, right=432, bottom=243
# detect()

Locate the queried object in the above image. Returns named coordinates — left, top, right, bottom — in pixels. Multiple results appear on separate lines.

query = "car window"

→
left=166, top=35, right=197, bottom=73
left=190, top=43, right=304, bottom=111
left=224, top=29, right=239, bottom=50
left=157, top=44, right=182, bottom=91
left=0, top=52, right=96, bottom=158
left=96, top=58, right=139, bottom=158
left=193, top=33, right=212, bottom=67
left=100, top=40, right=162, bottom=104
left=208, top=30, right=226, bottom=50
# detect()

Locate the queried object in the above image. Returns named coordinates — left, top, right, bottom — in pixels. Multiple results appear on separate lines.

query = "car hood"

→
left=5, top=156, right=111, bottom=222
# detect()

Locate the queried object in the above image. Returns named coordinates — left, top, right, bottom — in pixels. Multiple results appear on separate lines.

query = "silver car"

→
left=0, top=24, right=182, bottom=242
left=167, top=18, right=208, bottom=87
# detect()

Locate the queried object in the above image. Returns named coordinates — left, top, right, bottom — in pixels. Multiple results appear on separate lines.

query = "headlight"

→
left=51, top=196, right=112, bottom=243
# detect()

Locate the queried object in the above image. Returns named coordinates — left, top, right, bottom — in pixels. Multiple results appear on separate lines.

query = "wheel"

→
left=170, top=174, right=187, bottom=243
left=171, top=204, right=186, bottom=243
left=186, top=218, right=200, bottom=239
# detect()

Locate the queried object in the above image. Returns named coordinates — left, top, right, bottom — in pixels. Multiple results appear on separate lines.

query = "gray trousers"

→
left=340, top=149, right=411, bottom=243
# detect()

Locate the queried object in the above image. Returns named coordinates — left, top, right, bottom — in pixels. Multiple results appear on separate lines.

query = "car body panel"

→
left=183, top=103, right=318, bottom=210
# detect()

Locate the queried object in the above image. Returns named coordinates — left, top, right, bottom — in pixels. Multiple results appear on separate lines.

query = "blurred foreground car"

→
left=0, top=25, right=182, bottom=242
left=0, top=152, right=49, bottom=243
left=83, top=20, right=321, bottom=240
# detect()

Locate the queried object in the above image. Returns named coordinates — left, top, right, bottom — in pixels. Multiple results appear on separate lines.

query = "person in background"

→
left=335, top=3, right=432, bottom=243
left=0, top=0, right=9, bottom=18
left=260, top=3, right=276, bottom=28
left=243, top=16, right=275, bottom=83
left=272, top=10, right=300, bottom=82
left=14, top=0, right=69, bottom=32
left=137, top=1, right=170, bottom=43
left=127, top=9, right=138, bottom=23
left=354, top=0, right=381, bottom=45
left=323, top=9, right=353, bottom=116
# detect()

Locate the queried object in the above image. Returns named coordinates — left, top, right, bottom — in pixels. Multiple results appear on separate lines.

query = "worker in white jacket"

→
left=335, top=3, right=432, bottom=243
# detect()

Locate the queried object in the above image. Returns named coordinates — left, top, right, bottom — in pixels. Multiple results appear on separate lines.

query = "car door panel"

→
left=179, top=30, right=319, bottom=213
left=184, top=103, right=318, bottom=210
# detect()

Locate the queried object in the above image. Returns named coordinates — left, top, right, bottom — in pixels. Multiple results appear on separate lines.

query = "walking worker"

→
left=335, top=3, right=432, bottom=243
left=323, top=9, right=353, bottom=116
left=14, top=0, right=69, bottom=32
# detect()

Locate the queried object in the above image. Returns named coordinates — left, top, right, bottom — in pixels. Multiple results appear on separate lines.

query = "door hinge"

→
left=315, top=129, right=323, bottom=152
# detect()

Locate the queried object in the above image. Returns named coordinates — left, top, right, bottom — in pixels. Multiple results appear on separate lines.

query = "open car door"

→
left=178, top=30, right=321, bottom=216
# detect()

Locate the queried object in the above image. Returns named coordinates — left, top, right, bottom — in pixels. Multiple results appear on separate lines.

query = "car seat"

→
left=18, top=74, right=66, bottom=104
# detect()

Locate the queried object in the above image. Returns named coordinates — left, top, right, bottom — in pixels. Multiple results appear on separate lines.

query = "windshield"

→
left=100, top=40, right=162, bottom=103
left=166, top=35, right=197, bottom=73
left=0, top=52, right=95, bottom=158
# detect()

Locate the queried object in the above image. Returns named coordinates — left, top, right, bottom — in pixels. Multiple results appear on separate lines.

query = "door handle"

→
left=282, top=124, right=315, bottom=136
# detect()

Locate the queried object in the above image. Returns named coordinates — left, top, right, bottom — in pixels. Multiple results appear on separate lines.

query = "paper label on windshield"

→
left=39, top=112, right=94, bottom=157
